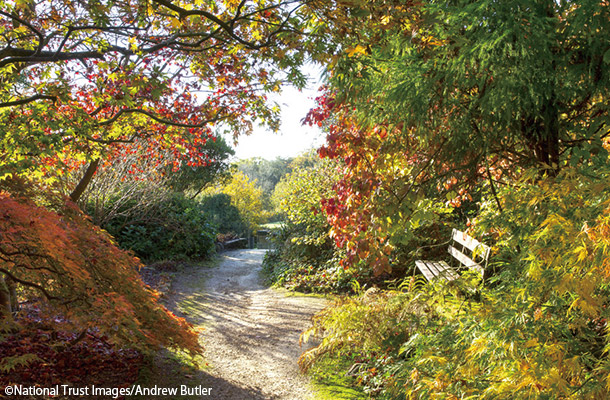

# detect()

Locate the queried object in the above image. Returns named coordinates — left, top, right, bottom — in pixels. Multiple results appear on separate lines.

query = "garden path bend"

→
left=170, top=249, right=327, bottom=400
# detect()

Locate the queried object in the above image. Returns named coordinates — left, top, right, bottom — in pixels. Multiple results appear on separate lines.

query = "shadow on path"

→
left=150, top=249, right=327, bottom=400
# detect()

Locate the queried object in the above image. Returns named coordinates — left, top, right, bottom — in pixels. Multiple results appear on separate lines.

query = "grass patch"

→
left=132, top=349, right=211, bottom=400
left=309, top=353, right=368, bottom=400
left=260, top=222, right=284, bottom=230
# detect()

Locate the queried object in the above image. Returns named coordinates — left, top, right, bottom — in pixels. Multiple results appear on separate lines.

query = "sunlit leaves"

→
left=204, top=171, right=265, bottom=231
left=0, top=0, right=314, bottom=184
left=0, top=182, right=202, bottom=356
left=298, top=1, right=610, bottom=398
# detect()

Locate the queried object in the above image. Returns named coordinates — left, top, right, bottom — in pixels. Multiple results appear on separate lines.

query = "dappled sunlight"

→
left=163, top=249, right=326, bottom=399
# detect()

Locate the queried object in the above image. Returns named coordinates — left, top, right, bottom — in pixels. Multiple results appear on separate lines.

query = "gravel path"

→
left=155, top=249, right=327, bottom=400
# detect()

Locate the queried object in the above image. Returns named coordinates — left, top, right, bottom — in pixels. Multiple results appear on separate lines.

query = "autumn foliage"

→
left=0, top=0, right=315, bottom=372
left=295, top=0, right=610, bottom=398
left=0, top=181, right=201, bottom=359
left=1, top=323, right=143, bottom=389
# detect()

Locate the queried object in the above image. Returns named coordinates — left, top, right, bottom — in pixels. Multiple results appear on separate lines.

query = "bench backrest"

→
left=447, top=229, right=490, bottom=277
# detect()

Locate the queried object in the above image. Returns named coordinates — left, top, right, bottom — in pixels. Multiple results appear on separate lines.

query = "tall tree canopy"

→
left=237, top=157, right=292, bottom=195
left=0, top=0, right=314, bottom=196
left=306, top=0, right=610, bottom=273
left=0, top=0, right=319, bottom=356
left=298, top=2, right=610, bottom=398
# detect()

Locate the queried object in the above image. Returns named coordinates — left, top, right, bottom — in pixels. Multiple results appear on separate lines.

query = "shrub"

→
left=303, top=166, right=610, bottom=399
left=0, top=182, right=202, bottom=359
left=198, top=193, right=248, bottom=237
left=204, top=171, right=266, bottom=233
left=264, top=159, right=350, bottom=292
left=104, top=194, right=216, bottom=262
left=300, top=280, right=445, bottom=397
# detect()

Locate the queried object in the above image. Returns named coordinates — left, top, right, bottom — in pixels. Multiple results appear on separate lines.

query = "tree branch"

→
left=0, top=267, right=61, bottom=302
left=70, top=159, right=100, bottom=203
left=0, top=10, right=44, bottom=55
left=0, top=49, right=104, bottom=68
left=96, top=107, right=231, bottom=128
left=0, top=94, right=56, bottom=108
left=151, top=0, right=301, bottom=50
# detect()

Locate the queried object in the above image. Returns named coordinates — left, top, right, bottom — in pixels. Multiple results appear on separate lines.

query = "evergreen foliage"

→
left=104, top=194, right=216, bottom=262
left=298, top=1, right=610, bottom=398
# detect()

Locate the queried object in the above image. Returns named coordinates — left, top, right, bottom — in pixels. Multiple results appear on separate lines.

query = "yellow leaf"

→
left=534, top=307, right=542, bottom=321
left=525, top=338, right=538, bottom=348
left=252, top=29, right=263, bottom=41
left=346, top=45, right=367, bottom=57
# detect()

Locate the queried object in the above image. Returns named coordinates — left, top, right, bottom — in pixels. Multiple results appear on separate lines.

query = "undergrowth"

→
left=300, top=169, right=610, bottom=399
left=300, top=277, right=471, bottom=399
left=309, top=353, right=369, bottom=400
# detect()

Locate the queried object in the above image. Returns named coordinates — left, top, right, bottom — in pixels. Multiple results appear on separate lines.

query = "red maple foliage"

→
left=0, top=180, right=202, bottom=362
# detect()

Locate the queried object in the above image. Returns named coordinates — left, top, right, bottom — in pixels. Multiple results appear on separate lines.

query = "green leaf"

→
left=603, top=49, right=610, bottom=64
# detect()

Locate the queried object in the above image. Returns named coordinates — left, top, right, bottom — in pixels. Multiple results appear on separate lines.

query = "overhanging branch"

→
left=0, top=267, right=61, bottom=302
left=96, top=107, right=231, bottom=128
left=0, top=49, right=104, bottom=68
left=0, top=94, right=57, bottom=108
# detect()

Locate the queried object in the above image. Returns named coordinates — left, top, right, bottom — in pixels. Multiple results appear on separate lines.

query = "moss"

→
left=309, top=354, right=369, bottom=400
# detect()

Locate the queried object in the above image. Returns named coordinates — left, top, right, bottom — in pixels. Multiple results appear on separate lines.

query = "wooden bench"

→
left=415, top=229, right=490, bottom=282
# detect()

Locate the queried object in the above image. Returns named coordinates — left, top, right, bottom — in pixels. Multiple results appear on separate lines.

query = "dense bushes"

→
left=92, top=164, right=272, bottom=262
left=204, top=170, right=266, bottom=234
left=263, top=158, right=357, bottom=292
left=264, top=244, right=352, bottom=292
left=301, top=167, right=610, bottom=399
left=0, top=181, right=202, bottom=358
left=264, top=156, right=451, bottom=292
left=103, top=194, right=216, bottom=262
left=199, top=193, right=248, bottom=238
left=99, top=176, right=266, bottom=262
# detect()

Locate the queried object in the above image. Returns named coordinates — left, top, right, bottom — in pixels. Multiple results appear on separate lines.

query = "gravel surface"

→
left=154, top=249, right=328, bottom=400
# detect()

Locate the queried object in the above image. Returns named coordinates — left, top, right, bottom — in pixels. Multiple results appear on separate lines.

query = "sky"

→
left=226, top=68, right=326, bottom=160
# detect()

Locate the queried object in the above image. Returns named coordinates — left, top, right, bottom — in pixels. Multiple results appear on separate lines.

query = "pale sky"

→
left=227, top=67, right=326, bottom=160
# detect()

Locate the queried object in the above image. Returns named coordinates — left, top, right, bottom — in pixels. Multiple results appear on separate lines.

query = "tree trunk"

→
left=70, top=159, right=100, bottom=203
left=526, top=113, right=560, bottom=175
left=519, top=1, right=560, bottom=176
left=6, top=277, right=18, bottom=313
left=533, top=1, right=560, bottom=176
left=522, top=80, right=560, bottom=175
left=0, top=275, right=12, bottom=317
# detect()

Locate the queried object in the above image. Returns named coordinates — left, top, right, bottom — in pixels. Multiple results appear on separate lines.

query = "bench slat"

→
left=415, top=230, right=489, bottom=283
left=447, top=245, right=484, bottom=275
left=415, top=260, right=459, bottom=281
left=415, top=260, right=436, bottom=281
left=452, top=229, right=490, bottom=260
